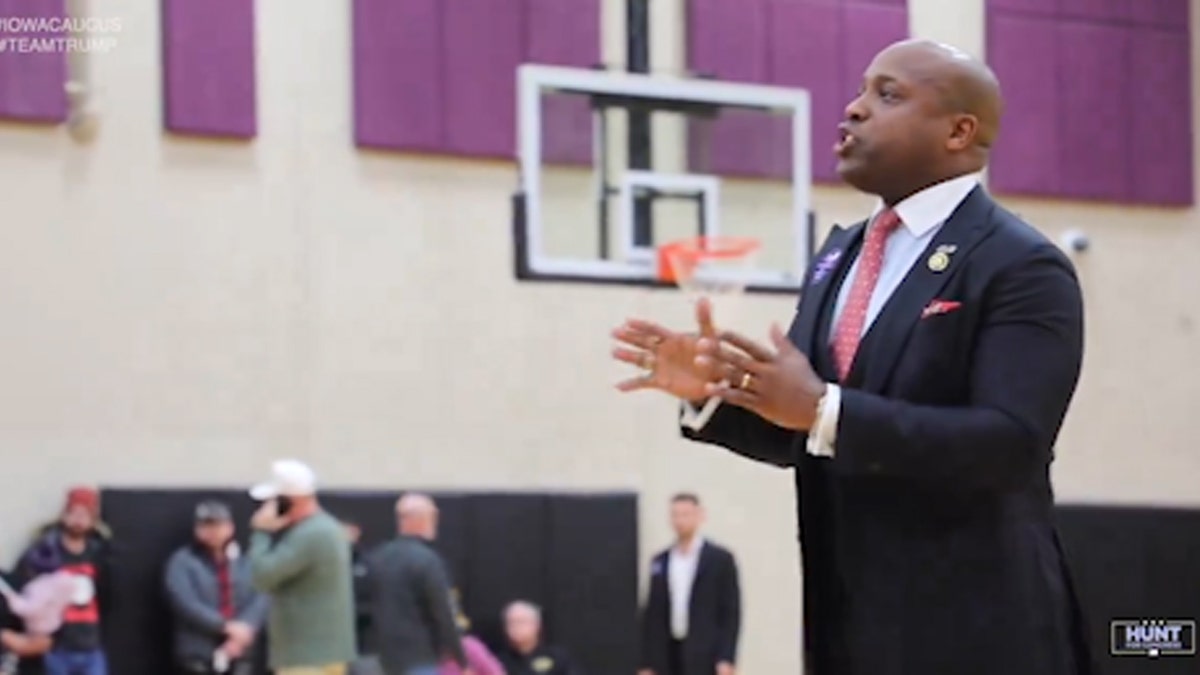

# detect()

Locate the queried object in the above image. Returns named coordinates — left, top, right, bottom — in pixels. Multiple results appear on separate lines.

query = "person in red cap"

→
left=16, top=487, right=115, bottom=675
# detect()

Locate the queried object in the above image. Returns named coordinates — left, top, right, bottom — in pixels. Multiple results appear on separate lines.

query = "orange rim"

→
left=656, top=236, right=761, bottom=283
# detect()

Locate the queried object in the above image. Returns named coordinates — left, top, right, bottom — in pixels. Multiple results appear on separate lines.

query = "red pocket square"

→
left=921, top=300, right=961, bottom=319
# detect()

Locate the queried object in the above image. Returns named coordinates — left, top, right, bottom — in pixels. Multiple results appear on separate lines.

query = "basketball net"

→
left=656, top=236, right=760, bottom=325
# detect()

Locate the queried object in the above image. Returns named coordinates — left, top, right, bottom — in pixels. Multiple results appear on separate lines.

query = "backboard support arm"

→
left=626, top=0, right=654, bottom=249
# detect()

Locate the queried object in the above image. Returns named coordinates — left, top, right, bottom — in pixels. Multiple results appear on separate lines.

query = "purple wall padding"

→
left=352, top=0, right=443, bottom=152
left=161, top=0, right=257, bottom=138
left=1129, top=28, right=1193, bottom=204
left=1056, top=23, right=1131, bottom=201
left=1058, top=0, right=1127, bottom=22
left=986, top=15, right=1061, bottom=196
left=770, top=1, right=844, bottom=182
left=687, top=0, right=770, bottom=178
left=993, top=0, right=1188, bottom=27
left=686, top=0, right=909, bottom=183
left=352, top=0, right=600, bottom=162
left=0, top=0, right=68, bottom=123
left=986, top=0, right=1192, bottom=205
left=1128, top=0, right=1189, bottom=29
left=986, top=0, right=1056, bottom=14
left=441, top=0, right=524, bottom=157
left=526, top=0, right=601, bottom=164
left=842, top=3, right=909, bottom=92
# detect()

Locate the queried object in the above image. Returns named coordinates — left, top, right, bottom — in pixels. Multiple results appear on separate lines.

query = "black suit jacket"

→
left=640, top=540, right=741, bottom=675
left=683, top=186, right=1094, bottom=675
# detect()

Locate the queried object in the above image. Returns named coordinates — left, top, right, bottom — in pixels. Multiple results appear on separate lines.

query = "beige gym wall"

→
left=0, top=1, right=1196, bottom=673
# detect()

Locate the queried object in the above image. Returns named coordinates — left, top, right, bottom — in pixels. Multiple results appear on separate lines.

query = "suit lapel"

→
left=654, top=551, right=671, bottom=604
left=848, top=186, right=998, bottom=392
left=790, top=223, right=865, bottom=357
left=693, top=540, right=711, bottom=586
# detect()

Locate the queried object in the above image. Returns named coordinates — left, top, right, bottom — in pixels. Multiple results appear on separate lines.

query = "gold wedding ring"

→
left=739, top=372, right=753, bottom=390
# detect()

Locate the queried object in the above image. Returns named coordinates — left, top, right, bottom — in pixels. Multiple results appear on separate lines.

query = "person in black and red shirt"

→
left=17, top=487, right=114, bottom=675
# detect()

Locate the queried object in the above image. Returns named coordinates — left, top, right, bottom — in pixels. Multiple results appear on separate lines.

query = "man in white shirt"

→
left=638, top=494, right=740, bottom=675
left=611, top=40, right=1091, bottom=675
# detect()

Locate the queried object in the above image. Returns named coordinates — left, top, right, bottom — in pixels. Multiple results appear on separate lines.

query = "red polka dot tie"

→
left=831, top=208, right=902, bottom=382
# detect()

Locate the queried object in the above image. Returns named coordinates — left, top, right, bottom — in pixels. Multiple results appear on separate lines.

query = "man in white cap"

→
left=246, top=459, right=357, bottom=675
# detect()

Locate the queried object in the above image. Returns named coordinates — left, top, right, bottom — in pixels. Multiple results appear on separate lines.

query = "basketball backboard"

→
left=511, top=65, right=814, bottom=294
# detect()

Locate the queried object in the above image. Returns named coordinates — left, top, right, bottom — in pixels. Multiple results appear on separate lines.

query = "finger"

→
left=611, top=347, right=653, bottom=369
left=695, top=343, right=765, bottom=375
left=622, top=319, right=674, bottom=341
left=769, top=323, right=797, bottom=353
left=718, top=330, right=775, bottom=362
left=696, top=297, right=716, bottom=338
left=693, top=354, right=743, bottom=383
left=615, top=374, right=655, bottom=392
left=612, top=326, right=666, bottom=351
left=704, top=382, right=760, bottom=408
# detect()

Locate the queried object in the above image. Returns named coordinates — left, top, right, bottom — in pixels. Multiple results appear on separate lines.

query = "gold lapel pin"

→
left=928, top=251, right=950, bottom=272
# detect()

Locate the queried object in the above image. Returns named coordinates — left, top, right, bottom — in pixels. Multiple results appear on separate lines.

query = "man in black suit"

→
left=639, top=494, right=740, bottom=675
left=611, top=39, right=1092, bottom=675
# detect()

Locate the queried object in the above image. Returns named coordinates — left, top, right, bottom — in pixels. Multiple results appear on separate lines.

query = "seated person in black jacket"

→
left=497, top=601, right=581, bottom=675
left=0, top=569, right=49, bottom=675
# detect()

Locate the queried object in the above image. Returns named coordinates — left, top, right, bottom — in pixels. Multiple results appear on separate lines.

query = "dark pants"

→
left=43, top=650, right=106, bottom=675
left=667, top=639, right=684, bottom=675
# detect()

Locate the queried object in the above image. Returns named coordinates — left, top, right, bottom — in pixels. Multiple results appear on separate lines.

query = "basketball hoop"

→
left=656, top=236, right=761, bottom=296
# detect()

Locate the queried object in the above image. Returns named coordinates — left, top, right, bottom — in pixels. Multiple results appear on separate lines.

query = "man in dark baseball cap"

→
left=164, top=500, right=267, bottom=674
left=194, top=501, right=233, bottom=524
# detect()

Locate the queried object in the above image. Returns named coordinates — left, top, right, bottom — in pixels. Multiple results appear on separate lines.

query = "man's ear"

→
left=946, top=114, right=978, bottom=152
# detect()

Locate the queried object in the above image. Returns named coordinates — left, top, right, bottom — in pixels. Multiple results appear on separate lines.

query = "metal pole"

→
left=627, top=0, right=653, bottom=248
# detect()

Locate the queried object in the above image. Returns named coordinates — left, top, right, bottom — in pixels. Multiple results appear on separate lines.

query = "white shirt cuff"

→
left=805, top=384, right=840, bottom=457
left=680, top=396, right=722, bottom=431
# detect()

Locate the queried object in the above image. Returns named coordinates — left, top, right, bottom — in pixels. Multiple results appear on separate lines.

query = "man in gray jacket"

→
left=366, top=493, right=466, bottom=675
left=164, top=501, right=268, bottom=675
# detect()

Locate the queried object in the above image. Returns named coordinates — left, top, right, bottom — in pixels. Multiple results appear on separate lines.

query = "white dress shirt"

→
left=667, top=536, right=704, bottom=639
left=682, top=173, right=982, bottom=457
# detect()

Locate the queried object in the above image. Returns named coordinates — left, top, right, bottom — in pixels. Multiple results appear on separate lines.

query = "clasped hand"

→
left=221, top=620, right=255, bottom=658
left=610, top=299, right=827, bottom=431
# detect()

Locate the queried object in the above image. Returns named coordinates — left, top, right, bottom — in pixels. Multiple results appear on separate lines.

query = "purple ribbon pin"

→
left=810, top=249, right=843, bottom=284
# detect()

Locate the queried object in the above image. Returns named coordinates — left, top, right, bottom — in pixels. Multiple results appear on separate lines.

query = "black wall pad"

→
left=1056, top=504, right=1200, bottom=675
left=462, top=494, right=550, bottom=650
left=546, top=494, right=641, bottom=673
left=94, top=488, right=639, bottom=675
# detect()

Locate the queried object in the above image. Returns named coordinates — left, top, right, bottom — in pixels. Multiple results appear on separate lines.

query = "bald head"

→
left=397, top=493, right=436, bottom=515
left=836, top=39, right=1005, bottom=204
left=396, top=492, right=439, bottom=539
left=879, top=39, right=1003, bottom=148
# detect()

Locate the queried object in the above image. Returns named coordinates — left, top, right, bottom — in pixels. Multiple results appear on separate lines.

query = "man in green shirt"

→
left=247, top=459, right=357, bottom=675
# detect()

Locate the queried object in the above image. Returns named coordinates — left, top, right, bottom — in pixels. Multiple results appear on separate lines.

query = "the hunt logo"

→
left=1110, top=619, right=1196, bottom=657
